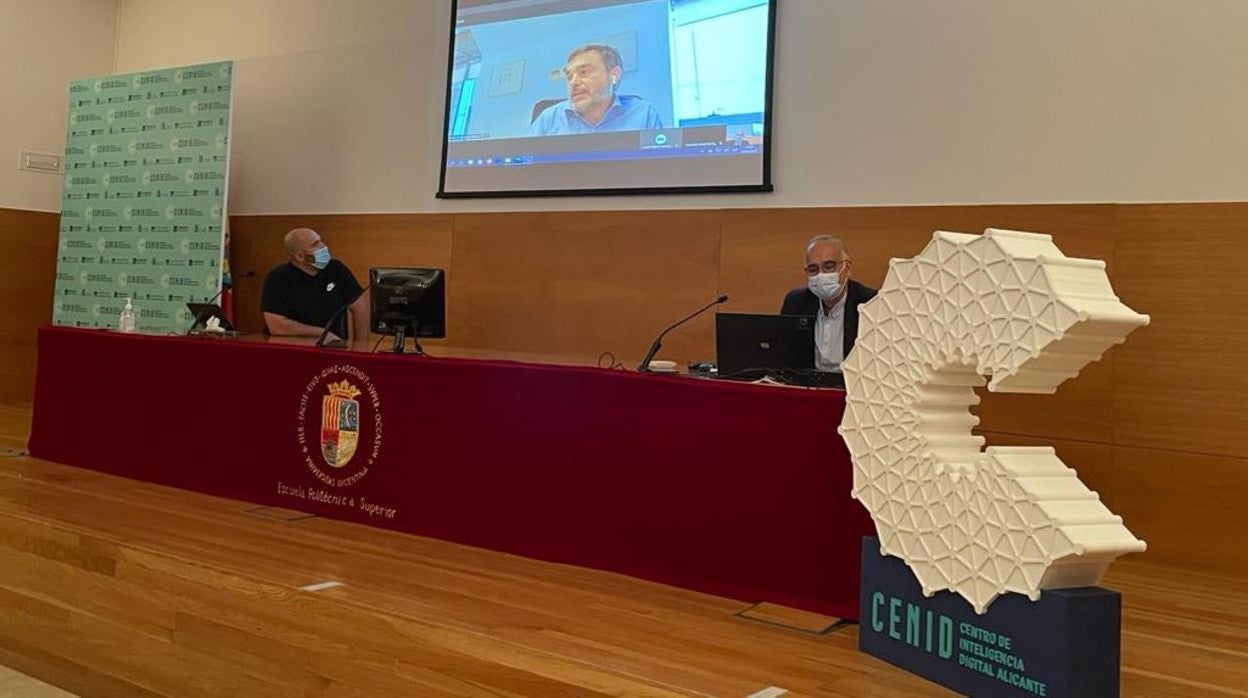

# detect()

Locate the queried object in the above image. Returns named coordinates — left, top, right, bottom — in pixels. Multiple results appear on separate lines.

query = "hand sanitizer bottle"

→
left=119, top=298, right=137, bottom=333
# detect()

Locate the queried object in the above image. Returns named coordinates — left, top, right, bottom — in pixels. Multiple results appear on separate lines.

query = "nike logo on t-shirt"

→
left=326, top=282, right=336, bottom=292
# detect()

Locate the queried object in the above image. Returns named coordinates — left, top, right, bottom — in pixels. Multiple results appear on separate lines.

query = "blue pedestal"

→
left=859, top=537, right=1120, bottom=697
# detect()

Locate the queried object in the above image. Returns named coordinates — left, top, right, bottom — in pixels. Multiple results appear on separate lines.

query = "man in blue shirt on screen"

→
left=531, top=44, right=663, bottom=136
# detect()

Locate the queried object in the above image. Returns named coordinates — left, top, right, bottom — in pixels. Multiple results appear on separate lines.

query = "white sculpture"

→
left=839, top=229, right=1147, bottom=614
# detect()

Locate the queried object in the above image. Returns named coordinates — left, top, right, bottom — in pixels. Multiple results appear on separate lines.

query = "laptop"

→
left=714, top=312, right=845, bottom=388
left=186, top=303, right=235, bottom=332
left=714, top=312, right=812, bottom=376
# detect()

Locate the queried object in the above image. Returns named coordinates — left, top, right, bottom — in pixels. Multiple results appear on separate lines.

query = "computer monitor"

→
left=369, top=268, right=446, bottom=354
left=715, top=312, right=816, bottom=379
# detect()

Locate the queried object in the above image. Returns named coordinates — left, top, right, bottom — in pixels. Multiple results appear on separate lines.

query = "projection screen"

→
left=437, top=0, right=777, bottom=198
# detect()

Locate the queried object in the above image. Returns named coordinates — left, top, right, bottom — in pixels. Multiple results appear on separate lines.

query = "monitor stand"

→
left=387, top=325, right=425, bottom=355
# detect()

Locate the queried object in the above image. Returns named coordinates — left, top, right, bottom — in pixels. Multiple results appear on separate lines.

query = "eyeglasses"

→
left=805, top=260, right=848, bottom=276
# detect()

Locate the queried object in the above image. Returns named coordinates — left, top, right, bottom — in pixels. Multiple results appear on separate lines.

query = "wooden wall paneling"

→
left=1112, top=203, right=1248, bottom=459
left=717, top=206, right=933, bottom=315
left=979, top=431, right=1115, bottom=503
left=719, top=204, right=1118, bottom=443
left=1108, top=445, right=1248, bottom=578
left=0, top=208, right=58, bottom=404
left=226, top=216, right=286, bottom=334
left=448, top=210, right=724, bottom=366
left=228, top=214, right=454, bottom=337
left=971, top=358, right=1115, bottom=444
left=981, top=438, right=1246, bottom=577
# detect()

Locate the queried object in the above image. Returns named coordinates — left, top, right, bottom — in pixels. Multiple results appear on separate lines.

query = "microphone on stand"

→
left=637, top=294, right=728, bottom=372
left=315, top=284, right=371, bottom=348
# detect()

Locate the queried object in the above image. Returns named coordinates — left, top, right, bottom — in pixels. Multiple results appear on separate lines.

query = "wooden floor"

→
left=0, top=405, right=1244, bottom=697
left=0, top=663, right=75, bottom=697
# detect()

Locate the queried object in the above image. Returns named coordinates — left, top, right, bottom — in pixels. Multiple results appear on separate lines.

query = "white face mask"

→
left=808, top=271, right=843, bottom=301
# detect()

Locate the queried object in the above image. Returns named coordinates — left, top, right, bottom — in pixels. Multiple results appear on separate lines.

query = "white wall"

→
left=113, top=0, right=1248, bottom=214
left=0, top=0, right=119, bottom=212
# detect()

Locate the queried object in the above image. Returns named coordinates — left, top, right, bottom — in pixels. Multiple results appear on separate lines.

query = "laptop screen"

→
left=715, top=312, right=815, bottom=378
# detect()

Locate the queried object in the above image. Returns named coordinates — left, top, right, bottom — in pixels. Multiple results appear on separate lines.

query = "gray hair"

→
left=567, top=44, right=623, bottom=73
left=805, top=234, right=849, bottom=258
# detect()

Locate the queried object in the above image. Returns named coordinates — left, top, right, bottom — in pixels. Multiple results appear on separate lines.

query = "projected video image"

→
left=439, top=0, right=775, bottom=197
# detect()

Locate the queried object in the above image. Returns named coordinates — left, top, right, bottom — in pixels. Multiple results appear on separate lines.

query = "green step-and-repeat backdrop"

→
left=52, top=61, right=233, bottom=332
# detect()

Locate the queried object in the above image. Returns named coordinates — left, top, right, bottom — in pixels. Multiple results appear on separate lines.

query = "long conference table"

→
left=28, top=326, right=874, bottom=620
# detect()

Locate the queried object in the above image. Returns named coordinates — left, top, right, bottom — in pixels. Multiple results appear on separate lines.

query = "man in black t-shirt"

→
left=260, top=228, right=368, bottom=344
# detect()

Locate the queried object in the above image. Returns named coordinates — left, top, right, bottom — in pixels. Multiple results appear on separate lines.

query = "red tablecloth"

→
left=29, top=326, right=874, bottom=619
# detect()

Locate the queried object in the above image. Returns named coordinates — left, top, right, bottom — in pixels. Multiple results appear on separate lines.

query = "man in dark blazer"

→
left=780, top=235, right=877, bottom=371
